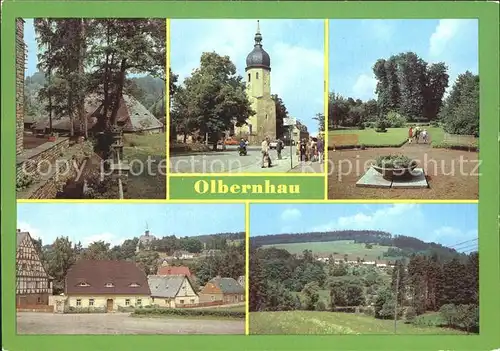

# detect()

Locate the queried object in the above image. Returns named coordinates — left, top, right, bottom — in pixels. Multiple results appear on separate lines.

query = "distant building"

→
left=362, top=261, right=376, bottom=266
left=173, top=250, right=194, bottom=260
left=136, top=229, right=156, bottom=253
left=237, top=275, right=245, bottom=288
left=199, top=276, right=245, bottom=304
left=148, top=275, right=199, bottom=308
left=65, top=260, right=151, bottom=312
left=16, top=230, right=53, bottom=307
left=157, top=265, right=192, bottom=277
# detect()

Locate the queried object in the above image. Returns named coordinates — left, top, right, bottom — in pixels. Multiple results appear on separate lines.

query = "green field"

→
left=249, top=311, right=467, bottom=335
left=329, top=127, right=477, bottom=147
left=262, top=240, right=390, bottom=261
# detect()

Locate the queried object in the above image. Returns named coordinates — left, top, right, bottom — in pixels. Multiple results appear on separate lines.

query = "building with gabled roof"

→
left=65, top=260, right=151, bottom=312
left=148, top=275, right=198, bottom=308
left=199, top=276, right=245, bottom=304
left=157, top=265, right=192, bottom=277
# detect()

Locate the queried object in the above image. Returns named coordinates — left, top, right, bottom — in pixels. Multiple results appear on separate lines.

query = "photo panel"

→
left=15, top=202, right=246, bottom=335
left=16, top=18, right=168, bottom=200
left=327, top=19, right=479, bottom=200
left=249, top=203, right=478, bottom=335
left=169, top=19, right=326, bottom=175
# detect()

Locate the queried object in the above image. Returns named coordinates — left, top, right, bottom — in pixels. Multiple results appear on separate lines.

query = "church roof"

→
left=246, top=20, right=271, bottom=71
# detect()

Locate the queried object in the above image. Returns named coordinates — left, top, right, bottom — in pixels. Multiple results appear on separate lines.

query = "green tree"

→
left=44, top=236, right=77, bottom=294
left=83, top=241, right=111, bottom=260
left=134, top=250, right=160, bottom=275
left=272, top=94, right=288, bottom=138
left=302, top=281, right=320, bottom=310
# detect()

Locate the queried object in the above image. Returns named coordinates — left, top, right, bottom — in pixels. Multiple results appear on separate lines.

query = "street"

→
left=17, top=312, right=244, bottom=335
left=170, top=145, right=323, bottom=173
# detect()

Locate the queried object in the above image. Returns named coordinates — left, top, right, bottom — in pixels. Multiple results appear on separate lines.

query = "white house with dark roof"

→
left=148, top=275, right=199, bottom=308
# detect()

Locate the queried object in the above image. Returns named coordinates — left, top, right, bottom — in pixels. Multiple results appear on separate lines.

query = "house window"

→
left=78, top=282, right=90, bottom=287
left=104, top=283, right=114, bottom=288
left=76, top=299, right=82, bottom=306
left=129, top=283, right=140, bottom=288
left=136, top=299, right=142, bottom=306
left=165, top=299, right=168, bottom=304
left=234, top=296, right=238, bottom=302
left=211, top=295, right=215, bottom=301
left=152, top=297, right=155, bottom=302
left=249, top=124, right=253, bottom=134
left=248, top=73, right=251, bottom=82
left=190, top=299, right=195, bottom=304
left=125, top=299, right=130, bottom=306
left=180, top=299, right=184, bottom=304
left=37, top=297, right=41, bottom=304
left=89, top=299, right=95, bottom=306
left=256, top=72, right=259, bottom=79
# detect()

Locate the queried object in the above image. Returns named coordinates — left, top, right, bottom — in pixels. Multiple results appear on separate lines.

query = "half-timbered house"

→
left=16, top=230, right=53, bottom=307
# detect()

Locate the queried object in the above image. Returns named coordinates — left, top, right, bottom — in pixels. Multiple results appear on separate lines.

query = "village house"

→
left=376, top=263, right=388, bottom=268
left=157, top=265, right=192, bottom=277
left=173, top=250, right=194, bottom=259
left=148, top=275, right=199, bottom=307
left=199, top=277, right=245, bottom=304
left=16, top=230, right=53, bottom=307
left=200, top=249, right=221, bottom=257
left=64, top=260, right=151, bottom=312
left=362, top=261, right=376, bottom=266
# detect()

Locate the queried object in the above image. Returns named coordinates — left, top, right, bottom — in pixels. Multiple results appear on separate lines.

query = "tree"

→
left=171, top=52, right=254, bottom=143
left=423, top=62, right=449, bottom=120
left=302, top=281, right=320, bottom=310
left=83, top=241, right=111, bottom=260
left=313, top=113, right=325, bottom=133
left=272, top=94, right=288, bottom=138
left=134, top=250, right=160, bottom=275
left=44, top=236, right=77, bottom=294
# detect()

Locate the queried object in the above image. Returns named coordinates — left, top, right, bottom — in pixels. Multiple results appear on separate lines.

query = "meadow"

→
left=261, top=240, right=391, bottom=261
left=123, top=132, right=166, bottom=199
left=249, top=311, right=467, bottom=335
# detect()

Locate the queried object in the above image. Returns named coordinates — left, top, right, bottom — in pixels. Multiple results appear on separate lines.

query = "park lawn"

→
left=249, top=311, right=466, bottom=335
left=262, top=240, right=391, bottom=261
left=123, top=133, right=166, bottom=199
left=329, top=128, right=408, bottom=147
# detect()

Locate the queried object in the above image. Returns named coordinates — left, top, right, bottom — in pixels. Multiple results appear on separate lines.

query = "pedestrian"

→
left=276, top=138, right=283, bottom=160
left=414, top=126, right=421, bottom=144
left=261, top=136, right=272, bottom=168
left=422, top=129, right=428, bottom=144
left=317, top=136, right=324, bottom=164
left=408, top=126, right=413, bottom=144
left=299, top=139, right=307, bottom=163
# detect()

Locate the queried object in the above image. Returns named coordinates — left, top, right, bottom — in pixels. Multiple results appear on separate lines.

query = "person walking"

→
left=317, top=136, right=324, bottom=164
left=276, top=138, right=284, bottom=160
left=299, top=139, right=307, bottom=163
left=422, top=128, right=428, bottom=144
left=408, top=126, right=413, bottom=144
left=261, top=137, right=272, bottom=168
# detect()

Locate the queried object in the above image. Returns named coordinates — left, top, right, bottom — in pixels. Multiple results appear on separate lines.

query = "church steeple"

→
left=254, top=20, right=262, bottom=46
left=246, top=20, right=271, bottom=71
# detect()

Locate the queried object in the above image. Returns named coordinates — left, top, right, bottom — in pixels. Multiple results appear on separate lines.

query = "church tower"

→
left=236, top=21, right=277, bottom=144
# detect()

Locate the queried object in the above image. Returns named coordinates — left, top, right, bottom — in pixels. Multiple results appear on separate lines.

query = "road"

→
left=17, top=312, right=245, bottom=335
left=170, top=145, right=322, bottom=173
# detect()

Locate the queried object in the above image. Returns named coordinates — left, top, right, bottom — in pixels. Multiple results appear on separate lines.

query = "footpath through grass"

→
left=123, top=133, right=166, bottom=199
left=250, top=311, right=467, bottom=335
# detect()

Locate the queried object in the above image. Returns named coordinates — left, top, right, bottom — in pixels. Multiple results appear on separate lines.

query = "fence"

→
left=17, top=305, right=54, bottom=313
left=443, top=133, right=478, bottom=146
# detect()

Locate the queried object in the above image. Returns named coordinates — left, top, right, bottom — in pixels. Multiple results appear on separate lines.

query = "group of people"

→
left=298, top=137, right=324, bottom=164
left=408, top=126, right=429, bottom=144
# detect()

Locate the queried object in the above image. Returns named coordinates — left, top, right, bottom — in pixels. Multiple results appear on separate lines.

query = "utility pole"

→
left=394, top=265, right=400, bottom=334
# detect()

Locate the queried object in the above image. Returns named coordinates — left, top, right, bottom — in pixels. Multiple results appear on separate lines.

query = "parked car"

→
left=269, top=140, right=278, bottom=149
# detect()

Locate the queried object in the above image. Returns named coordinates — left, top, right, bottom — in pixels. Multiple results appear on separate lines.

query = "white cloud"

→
left=352, top=74, right=377, bottom=100
left=432, top=226, right=478, bottom=247
left=16, top=221, right=42, bottom=240
left=362, top=20, right=396, bottom=41
left=429, top=19, right=468, bottom=57
left=81, top=232, right=127, bottom=247
left=171, top=19, right=324, bottom=132
left=281, top=208, right=302, bottom=222
left=311, top=204, right=420, bottom=232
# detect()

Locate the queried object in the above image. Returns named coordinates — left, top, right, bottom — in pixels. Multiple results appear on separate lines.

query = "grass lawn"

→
left=328, top=127, right=477, bottom=148
left=262, top=240, right=391, bottom=261
left=123, top=133, right=166, bottom=199
left=249, top=311, right=467, bottom=335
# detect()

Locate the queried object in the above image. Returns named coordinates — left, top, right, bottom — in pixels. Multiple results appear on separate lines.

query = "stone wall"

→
left=16, top=19, right=25, bottom=155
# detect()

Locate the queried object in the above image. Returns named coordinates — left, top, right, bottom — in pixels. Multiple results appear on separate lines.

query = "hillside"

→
left=251, top=230, right=462, bottom=261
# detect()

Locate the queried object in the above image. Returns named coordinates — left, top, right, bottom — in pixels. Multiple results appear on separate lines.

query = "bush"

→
left=315, top=300, right=326, bottom=311
left=386, top=111, right=407, bottom=128
left=64, top=306, right=107, bottom=314
left=404, top=307, right=417, bottom=324
left=363, top=305, right=375, bottom=317
left=132, top=308, right=245, bottom=319
left=439, top=304, right=458, bottom=327
left=374, top=155, right=416, bottom=169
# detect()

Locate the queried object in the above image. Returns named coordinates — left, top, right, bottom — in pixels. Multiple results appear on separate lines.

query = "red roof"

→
left=157, top=266, right=191, bottom=277
left=65, top=260, right=150, bottom=295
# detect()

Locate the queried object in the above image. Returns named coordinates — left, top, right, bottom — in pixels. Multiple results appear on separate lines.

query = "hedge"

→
left=64, top=306, right=107, bottom=314
left=132, top=308, right=245, bottom=318
left=329, top=140, right=408, bottom=150
left=432, top=142, right=479, bottom=152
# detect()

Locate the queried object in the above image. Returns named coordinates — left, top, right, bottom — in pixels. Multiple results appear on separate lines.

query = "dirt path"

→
left=17, top=312, right=244, bottom=335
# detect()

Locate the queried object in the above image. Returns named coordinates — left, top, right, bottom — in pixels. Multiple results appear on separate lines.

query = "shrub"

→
left=374, top=155, right=416, bottom=169
left=132, top=308, right=245, bottom=319
left=439, top=304, right=458, bottom=327
left=404, top=307, right=417, bottom=324
left=386, top=111, right=407, bottom=128
left=455, top=304, right=479, bottom=333
left=315, top=300, right=326, bottom=311
left=363, top=306, right=375, bottom=317
left=64, top=306, right=107, bottom=314
left=16, top=173, right=36, bottom=191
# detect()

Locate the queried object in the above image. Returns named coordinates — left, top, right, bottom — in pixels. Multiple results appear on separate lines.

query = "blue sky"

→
left=330, top=19, right=478, bottom=101
left=171, top=19, right=325, bottom=135
left=17, top=203, right=245, bottom=247
left=250, top=204, right=478, bottom=252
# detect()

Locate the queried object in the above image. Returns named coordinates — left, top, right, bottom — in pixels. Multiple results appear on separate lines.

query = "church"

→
left=234, top=21, right=277, bottom=144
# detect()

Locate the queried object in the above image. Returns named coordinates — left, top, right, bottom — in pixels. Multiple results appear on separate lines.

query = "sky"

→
left=250, top=203, right=478, bottom=252
left=329, top=19, right=478, bottom=101
left=17, top=203, right=245, bottom=247
left=171, top=19, right=325, bottom=135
